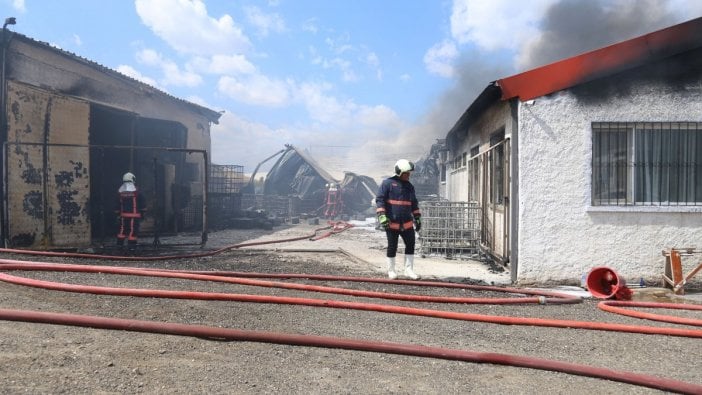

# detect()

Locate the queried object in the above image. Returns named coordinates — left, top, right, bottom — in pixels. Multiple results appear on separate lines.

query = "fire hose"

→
left=0, top=259, right=701, bottom=393
left=0, top=221, right=354, bottom=261
left=1, top=308, right=700, bottom=394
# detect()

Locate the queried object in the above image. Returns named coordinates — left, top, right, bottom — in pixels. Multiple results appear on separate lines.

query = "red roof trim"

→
left=497, top=17, right=702, bottom=102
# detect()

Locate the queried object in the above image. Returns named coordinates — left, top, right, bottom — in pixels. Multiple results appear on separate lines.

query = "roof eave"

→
left=446, top=83, right=502, bottom=150
left=497, top=16, right=702, bottom=102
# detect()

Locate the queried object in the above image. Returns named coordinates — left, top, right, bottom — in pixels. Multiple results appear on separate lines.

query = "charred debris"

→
left=208, top=144, right=441, bottom=230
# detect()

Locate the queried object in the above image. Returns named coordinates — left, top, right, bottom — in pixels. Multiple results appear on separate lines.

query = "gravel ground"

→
left=0, top=225, right=700, bottom=394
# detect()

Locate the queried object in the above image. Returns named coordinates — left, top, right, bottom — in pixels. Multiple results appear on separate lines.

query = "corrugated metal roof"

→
left=10, top=32, right=222, bottom=123
left=497, top=16, right=702, bottom=102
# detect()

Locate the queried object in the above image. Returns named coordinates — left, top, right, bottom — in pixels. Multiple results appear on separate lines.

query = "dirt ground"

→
left=0, top=224, right=700, bottom=394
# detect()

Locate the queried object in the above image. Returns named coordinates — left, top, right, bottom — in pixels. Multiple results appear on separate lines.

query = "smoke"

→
left=401, top=0, right=688, bottom=162
left=278, top=0, right=696, bottom=182
left=518, top=0, right=682, bottom=70
left=424, top=53, right=511, bottom=138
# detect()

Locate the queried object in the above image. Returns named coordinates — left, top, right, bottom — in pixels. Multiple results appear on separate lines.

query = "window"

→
left=451, top=152, right=468, bottom=170
left=592, top=122, right=702, bottom=206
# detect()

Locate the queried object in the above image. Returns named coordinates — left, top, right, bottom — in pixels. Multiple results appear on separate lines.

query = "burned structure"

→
left=243, top=145, right=378, bottom=220
left=442, top=17, right=702, bottom=285
left=0, top=29, right=222, bottom=248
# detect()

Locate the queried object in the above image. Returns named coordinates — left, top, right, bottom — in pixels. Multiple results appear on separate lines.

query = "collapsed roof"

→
left=262, top=145, right=378, bottom=216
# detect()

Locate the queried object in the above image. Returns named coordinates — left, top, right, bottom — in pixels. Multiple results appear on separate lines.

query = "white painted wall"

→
left=516, top=81, right=702, bottom=284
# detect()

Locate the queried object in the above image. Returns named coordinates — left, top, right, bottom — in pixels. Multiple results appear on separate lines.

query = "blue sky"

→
left=2, top=0, right=701, bottom=179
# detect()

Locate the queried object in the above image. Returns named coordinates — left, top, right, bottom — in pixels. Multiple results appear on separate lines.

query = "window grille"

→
left=592, top=122, right=702, bottom=206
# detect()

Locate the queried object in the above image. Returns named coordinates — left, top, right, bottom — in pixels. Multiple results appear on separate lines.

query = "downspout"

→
left=509, top=99, right=519, bottom=283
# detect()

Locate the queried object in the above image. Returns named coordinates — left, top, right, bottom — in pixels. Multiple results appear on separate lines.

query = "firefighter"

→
left=375, top=159, right=422, bottom=279
left=115, top=172, right=146, bottom=252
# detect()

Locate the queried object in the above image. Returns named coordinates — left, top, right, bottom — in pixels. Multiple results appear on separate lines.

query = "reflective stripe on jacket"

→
left=376, top=175, right=420, bottom=231
left=118, top=191, right=143, bottom=219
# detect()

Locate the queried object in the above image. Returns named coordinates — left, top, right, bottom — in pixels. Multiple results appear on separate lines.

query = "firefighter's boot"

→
left=387, top=257, right=397, bottom=280
left=404, top=255, right=418, bottom=280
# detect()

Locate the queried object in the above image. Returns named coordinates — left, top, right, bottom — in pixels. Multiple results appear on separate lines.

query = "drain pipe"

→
left=1, top=308, right=700, bottom=394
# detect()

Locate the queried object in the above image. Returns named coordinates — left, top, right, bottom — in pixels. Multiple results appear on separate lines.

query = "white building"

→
left=443, top=17, right=702, bottom=286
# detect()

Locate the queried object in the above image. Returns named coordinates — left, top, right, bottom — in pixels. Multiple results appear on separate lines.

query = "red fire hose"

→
left=0, top=221, right=352, bottom=261
left=0, top=260, right=702, bottom=338
left=2, top=261, right=702, bottom=393
left=1, top=308, right=700, bottom=394
left=0, top=261, right=700, bottom=339
left=599, top=300, right=702, bottom=326
left=0, top=224, right=700, bottom=392
left=0, top=260, right=579, bottom=305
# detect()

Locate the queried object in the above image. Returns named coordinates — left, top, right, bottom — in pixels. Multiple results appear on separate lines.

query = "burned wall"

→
left=6, top=81, right=90, bottom=247
left=6, top=36, right=216, bottom=204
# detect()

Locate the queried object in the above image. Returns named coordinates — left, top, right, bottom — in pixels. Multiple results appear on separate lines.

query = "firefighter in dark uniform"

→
left=115, top=172, right=146, bottom=252
left=375, top=159, right=421, bottom=279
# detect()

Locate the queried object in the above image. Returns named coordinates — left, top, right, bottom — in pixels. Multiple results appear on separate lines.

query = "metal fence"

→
left=418, top=201, right=482, bottom=259
left=209, top=164, right=246, bottom=194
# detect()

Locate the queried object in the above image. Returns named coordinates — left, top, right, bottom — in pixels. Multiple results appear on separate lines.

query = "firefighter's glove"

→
left=377, top=214, right=389, bottom=230
left=414, top=216, right=422, bottom=232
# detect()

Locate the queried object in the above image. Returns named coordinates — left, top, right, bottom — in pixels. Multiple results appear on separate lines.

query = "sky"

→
left=2, top=0, right=701, bottom=179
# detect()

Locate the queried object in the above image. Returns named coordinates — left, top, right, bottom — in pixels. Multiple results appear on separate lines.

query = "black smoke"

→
left=423, top=0, right=685, bottom=138
left=519, top=0, right=681, bottom=70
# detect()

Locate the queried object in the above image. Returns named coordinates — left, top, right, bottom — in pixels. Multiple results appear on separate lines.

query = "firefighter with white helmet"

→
left=115, top=172, right=146, bottom=252
left=375, top=159, right=422, bottom=279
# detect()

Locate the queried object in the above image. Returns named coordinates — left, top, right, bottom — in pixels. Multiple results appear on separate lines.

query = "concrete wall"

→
left=516, top=79, right=702, bottom=284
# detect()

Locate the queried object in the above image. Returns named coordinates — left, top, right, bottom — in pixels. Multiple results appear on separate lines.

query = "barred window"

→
left=592, top=122, right=702, bottom=206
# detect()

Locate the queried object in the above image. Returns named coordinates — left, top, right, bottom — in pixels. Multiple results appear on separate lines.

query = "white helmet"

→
left=122, top=172, right=136, bottom=183
left=394, top=159, right=414, bottom=175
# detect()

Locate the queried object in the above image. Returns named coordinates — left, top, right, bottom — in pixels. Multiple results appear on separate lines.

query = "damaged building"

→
left=441, top=17, right=702, bottom=285
left=244, top=145, right=378, bottom=220
left=0, top=29, right=222, bottom=248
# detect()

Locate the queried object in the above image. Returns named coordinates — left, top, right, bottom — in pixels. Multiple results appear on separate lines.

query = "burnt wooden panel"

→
left=47, top=95, right=90, bottom=245
left=6, top=82, right=90, bottom=247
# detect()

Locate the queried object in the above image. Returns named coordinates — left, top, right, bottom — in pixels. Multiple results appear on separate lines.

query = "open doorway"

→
left=88, top=104, right=189, bottom=245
